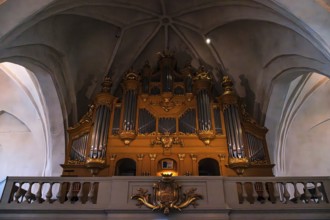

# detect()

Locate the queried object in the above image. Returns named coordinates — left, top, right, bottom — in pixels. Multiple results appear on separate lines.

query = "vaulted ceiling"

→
left=0, top=0, right=330, bottom=126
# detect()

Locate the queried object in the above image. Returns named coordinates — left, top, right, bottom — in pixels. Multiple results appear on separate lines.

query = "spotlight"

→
left=205, top=38, right=211, bottom=44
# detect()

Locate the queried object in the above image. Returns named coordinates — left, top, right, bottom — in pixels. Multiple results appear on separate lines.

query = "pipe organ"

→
left=61, top=51, right=274, bottom=177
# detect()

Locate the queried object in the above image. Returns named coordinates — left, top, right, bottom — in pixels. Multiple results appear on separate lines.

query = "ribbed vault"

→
left=0, top=0, right=329, bottom=125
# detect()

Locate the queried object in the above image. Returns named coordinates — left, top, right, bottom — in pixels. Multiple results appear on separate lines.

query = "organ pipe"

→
left=123, top=85, right=138, bottom=131
left=68, top=75, right=115, bottom=176
left=193, top=67, right=215, bottom=145
left=220, top=75, right=250, bottom=175
left=195, top=77, right=212, bottom=131
left=119, top=71, right=139, bottom=145
left=90, top=105, right=111, bottom=159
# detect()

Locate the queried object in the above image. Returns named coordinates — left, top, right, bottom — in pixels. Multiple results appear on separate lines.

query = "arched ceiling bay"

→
left=0, top=0, right=329, bottom=124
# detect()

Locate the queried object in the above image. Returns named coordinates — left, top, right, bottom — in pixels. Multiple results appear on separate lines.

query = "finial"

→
left=124, top=69, right=139, bottom=80
left=101, top=76, right=112, bottom=92
left=194, top=66, right=211, bottom=80
left=221, top=75, right=234, bottom=94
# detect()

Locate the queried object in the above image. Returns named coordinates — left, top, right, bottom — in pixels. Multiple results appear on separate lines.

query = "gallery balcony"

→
left=0, top=175, right=329, bottom=220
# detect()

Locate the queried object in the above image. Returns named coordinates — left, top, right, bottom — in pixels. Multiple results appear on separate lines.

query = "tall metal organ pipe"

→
left=196, top=88, right=212, bottom=131
left=88, top=76, right=114, bottom=160
left=122, top=72, right=139, bottom=132
left=158, top=51, right=176, bottom=93
left=192, top=67, right=215, bottom=145
left=221, top=76, right=246, bottom=159
left=90, top=105, right=111, bottom=159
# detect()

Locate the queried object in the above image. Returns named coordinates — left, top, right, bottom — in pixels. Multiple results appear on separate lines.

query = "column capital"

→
left=178, top=154, right=186, bottom=161
left=149, top=154, right=157, bottom=160
left=190, top=153, right=197, bottom=161
left=137, top=154, right=144, bottom=161
left=110, top=154, right=117, bottom=161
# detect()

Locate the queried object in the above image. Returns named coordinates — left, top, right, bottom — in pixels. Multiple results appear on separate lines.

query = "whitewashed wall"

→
left=266, top=72, right=330, bottom=176
left=285, top=74, right=330, bottom=176
left=0, top=62, right=64, bottom=195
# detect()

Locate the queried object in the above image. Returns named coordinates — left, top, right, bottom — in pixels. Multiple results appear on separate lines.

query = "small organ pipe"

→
left=234, top=107, right=244, bottom=153
left=223, top=109, right=233, bottom=157
left=97, top=106, right=104, bottom=152
left=233, top=106, right=244, bottom=157
left=94, top=106, right=104, bottom=157
left=228, top=107, right=238, bottom=156
left=123, top=92, right=128, bottom=130
left=90, top=107, right=101, bottom=158
left=201, top=92, right=206, bottom=130
left=197, top=94, right=202, bottom=130
left=129, top=90, right=134, bottom=130
left=199, top=95, right=203, bottom=130
left=97, top=106, right=107, bottom=157
left=201, top=90, right=207, bottom=130
left=83, top=134, right=87, bottom=159
left=132, top=91, right=137, bottom=130
left=230, top=106, right=240, bottom=156
left=202, top=91, right=207, bottom=130
left=126, top=91, right=132, bottom=130
left=204, top=91, right=211, bottom=130
left=128, top=91, right=132, bottom=130
left=129, top=91, right=134, bottom=129
left=129, top=91, right=135, bottom=130
left=95, top=106, right=103, bottom=157
left=123, top=91, right=129, bottom=130
left=101, top=108, right=110, bottom=158
left=200, top=92, right=206, bottom=130
left=224, top=106, right=237, bottom=157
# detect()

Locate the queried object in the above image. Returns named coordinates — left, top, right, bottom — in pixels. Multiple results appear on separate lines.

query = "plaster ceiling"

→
left=0, top=0, right=329, bottom=126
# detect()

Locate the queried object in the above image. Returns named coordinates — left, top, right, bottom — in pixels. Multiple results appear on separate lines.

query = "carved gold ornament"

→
left=85, top=157, right=107, bottom=176
left=119, top=130, right=137, bottom=145
left=227, top=157, right=250, bottom=176
left=198, top=130, right=215, bottom=145
left=151, top=132, right=184, bottom=149
left=131, top=173, right=202, bottom=215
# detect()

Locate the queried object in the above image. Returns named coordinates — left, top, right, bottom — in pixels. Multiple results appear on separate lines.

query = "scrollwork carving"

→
left=131, top=173, right=202, bottom=215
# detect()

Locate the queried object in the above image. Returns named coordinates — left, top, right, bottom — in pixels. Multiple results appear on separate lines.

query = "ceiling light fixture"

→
left=205, top=38, right=211, bottom=44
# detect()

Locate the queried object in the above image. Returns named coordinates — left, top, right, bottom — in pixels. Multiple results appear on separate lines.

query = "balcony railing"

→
left=0, top=176, right=329, bottom=219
